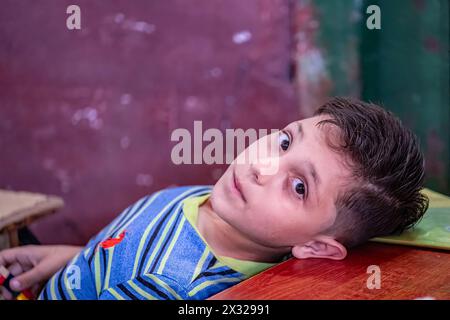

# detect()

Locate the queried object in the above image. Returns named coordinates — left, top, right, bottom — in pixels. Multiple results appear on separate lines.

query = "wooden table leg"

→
left=7, top=227, right=19, bottom=248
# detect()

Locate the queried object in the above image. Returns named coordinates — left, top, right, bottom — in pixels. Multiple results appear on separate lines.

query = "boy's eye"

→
left=279, top=131, right=290, bottom=151
left=292, top=178, right=306, bottom=199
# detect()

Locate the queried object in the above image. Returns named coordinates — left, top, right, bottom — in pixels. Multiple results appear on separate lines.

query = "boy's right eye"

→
left=279, top=131, right=291, bottom=151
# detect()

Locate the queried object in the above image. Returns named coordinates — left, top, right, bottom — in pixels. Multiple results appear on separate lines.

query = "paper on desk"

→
left=371, top=188, right=450, bottom=250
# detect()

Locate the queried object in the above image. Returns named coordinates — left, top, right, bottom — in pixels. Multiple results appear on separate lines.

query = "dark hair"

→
left=314, top=97, right=429, bottom=248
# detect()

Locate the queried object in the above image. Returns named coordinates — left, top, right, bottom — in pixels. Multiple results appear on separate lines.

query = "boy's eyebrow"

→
left=296, top=121, right=321, bottom=194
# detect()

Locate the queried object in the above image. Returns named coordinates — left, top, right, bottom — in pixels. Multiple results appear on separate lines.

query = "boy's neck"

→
left=196, top=199, right=290, bottom=263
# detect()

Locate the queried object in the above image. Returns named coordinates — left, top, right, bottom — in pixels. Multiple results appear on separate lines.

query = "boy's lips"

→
left=232, top=169, right=246, bottom=203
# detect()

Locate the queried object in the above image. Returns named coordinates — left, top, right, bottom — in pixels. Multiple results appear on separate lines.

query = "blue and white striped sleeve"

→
left=99, top=273, right=188, bottom=300
left=38, top=249, right=97, bottom=300
left=38, top=194, right=155, bottom=300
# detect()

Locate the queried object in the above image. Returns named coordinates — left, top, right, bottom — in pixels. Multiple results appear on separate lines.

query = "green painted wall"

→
left=361, top=0, right=449, bottom=194
left=293, top=0, right=448, bottom=193
left=315, top=0, right=362, bottom=97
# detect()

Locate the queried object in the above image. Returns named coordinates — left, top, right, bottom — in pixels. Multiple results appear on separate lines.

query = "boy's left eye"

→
left=292, top=178, right=306, bottom=199
left=279, top=131, right=290, bottom=151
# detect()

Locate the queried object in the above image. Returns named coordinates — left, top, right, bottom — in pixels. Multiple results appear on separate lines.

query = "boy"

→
left=0, top=97, right=429, bottom=300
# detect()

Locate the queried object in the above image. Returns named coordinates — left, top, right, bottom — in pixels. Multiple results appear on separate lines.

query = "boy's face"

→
left=210, top=115, right=352, bottom=250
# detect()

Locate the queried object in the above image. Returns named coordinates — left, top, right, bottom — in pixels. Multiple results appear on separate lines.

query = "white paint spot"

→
left=55, top=169, right=71, bottom=193
left=113, top=13, right=156, bottom=34
left=184, top=96, right=200, bottom=111
left=120, top=136, right=131, bottom=149
left=134, top=21, right=155, bottom=33
left=136, top=174, right=153, bottom=187
left=71, top=107, right=103, bottom=130
left=85, top=108, right=98, bottom=122
left=123, top=20, right=155, bottom=34
left=298, top=49, right=328, bottom=84
left=414, top=296, right=436, bottom=300
left=120, top=94, right=132, bottom=105
left=233, top=30, right=252, bottom=44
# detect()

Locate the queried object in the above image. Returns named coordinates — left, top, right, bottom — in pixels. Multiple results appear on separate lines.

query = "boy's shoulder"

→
left=156, top=184, right=213, bottom=197
left=85, top=185, right=212, bottom=248
left=148, top=185, right=212, bottom=206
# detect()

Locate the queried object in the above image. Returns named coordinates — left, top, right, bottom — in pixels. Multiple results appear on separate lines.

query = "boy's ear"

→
left=291, top=236, right=347, bottom=260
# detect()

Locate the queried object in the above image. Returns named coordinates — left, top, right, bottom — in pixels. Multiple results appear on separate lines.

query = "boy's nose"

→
left=246, top=133, right=281, bottom=183
left=250, top=162, right=264, bottom=185
left=250, top=157, right=280, bottom=185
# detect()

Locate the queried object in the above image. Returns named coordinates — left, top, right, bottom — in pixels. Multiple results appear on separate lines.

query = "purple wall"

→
left=0, top=0, right=299, bottom=244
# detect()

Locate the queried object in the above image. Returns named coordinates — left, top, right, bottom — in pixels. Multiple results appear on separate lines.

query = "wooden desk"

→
left=210, top=242, right=450, bottom=300
left=0, top=190, right=63, bottom=248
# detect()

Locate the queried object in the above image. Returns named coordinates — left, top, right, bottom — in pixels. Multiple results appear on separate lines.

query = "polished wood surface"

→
left=0, top=190, right=63, bottom=248
left=210, top=243, right=450, bottom=300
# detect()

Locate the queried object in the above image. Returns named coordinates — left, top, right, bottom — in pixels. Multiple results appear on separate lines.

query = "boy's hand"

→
left=0, top=245, right=82, bottom=300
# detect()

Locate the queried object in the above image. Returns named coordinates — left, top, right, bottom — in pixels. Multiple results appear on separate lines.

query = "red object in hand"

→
left=0, top=275, right=6, bottom=286
left=21, top=288, right=34, bottom=299
left=0, top=265, right=35, bottom=300
left=99, top=231, right=126, bottom=249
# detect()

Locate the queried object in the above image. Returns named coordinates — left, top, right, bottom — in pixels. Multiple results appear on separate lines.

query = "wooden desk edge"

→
left=209, top=243, right=450, bottom=300
left=0, top=196, right=64, bottom=231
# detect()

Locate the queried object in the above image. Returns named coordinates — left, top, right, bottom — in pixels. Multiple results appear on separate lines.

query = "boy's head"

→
left=210, top=97, right=429, bottom=261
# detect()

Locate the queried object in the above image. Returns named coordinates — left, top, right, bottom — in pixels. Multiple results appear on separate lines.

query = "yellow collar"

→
left=182, top=194, right=276, bottom=278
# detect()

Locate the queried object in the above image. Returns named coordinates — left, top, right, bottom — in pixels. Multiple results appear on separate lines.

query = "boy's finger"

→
left=8, top=262, right=25, bottom=277
left=2, top=263, right=26, bottom=292
left=0, top=248, right=19, bottom=266
left=0, top=246, right=36, bottom=268
left=10, top=261, right=55, bottom=291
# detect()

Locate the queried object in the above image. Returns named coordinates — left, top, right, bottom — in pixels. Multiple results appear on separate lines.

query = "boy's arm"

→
left=38, top=246, right=98, bottom=300
left=39, top=194, right=158, bottom=300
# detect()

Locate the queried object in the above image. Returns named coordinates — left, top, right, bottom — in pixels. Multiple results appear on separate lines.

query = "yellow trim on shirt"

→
left=182, top=194, right=276, bottom=278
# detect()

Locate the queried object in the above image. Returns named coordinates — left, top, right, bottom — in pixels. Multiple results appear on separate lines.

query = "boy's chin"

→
left=211, top=179, right=235, bottom=214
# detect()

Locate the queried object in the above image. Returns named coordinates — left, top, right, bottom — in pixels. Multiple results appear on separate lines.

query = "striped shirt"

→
left=38, top=185, right=275, bottom=300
